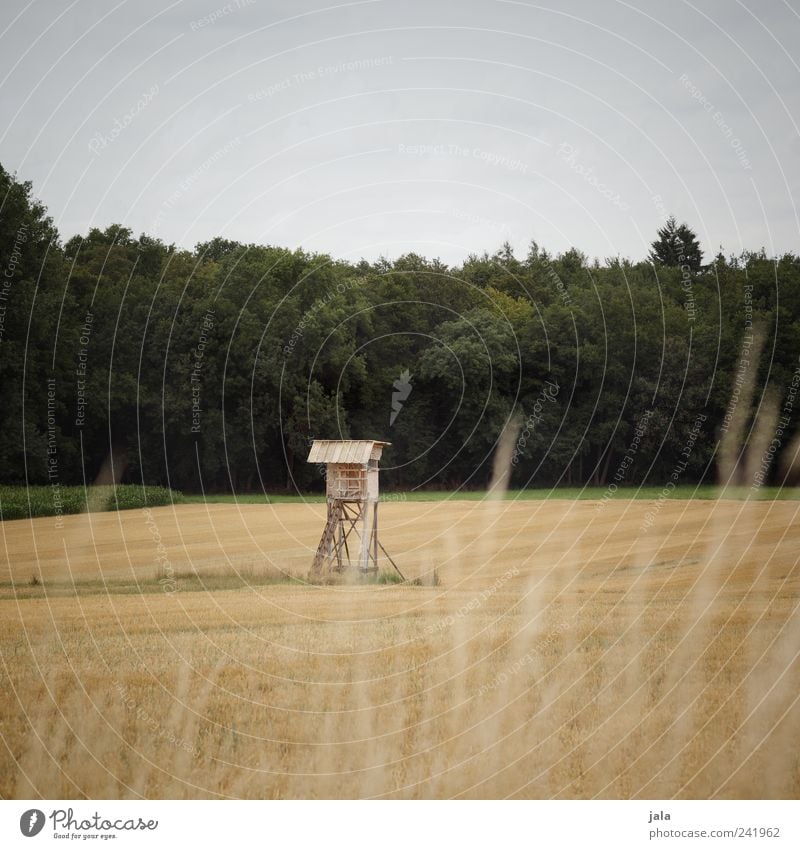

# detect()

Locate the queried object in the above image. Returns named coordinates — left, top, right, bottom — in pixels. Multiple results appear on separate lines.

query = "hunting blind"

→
left=307, top=440, right=403, bottom=578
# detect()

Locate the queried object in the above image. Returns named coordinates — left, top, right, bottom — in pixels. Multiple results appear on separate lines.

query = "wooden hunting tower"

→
left=307, top=439, right=402, bottom=577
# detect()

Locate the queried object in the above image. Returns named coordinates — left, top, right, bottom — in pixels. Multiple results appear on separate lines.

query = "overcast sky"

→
left=1, top=0, right=798, bottom=265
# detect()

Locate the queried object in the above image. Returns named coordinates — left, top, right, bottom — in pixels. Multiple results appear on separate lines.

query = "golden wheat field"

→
left=1, top=496, right=799, bottom=799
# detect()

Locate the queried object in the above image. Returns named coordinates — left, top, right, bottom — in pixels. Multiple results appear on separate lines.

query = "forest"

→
left=2, top=162, right=798, bottom=494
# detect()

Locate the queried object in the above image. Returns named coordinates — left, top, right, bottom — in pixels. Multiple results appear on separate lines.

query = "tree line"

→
left=2, top=162, right=799, bottom=495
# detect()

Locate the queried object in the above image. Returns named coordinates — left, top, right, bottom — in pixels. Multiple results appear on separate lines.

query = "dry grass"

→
left=1, top=495, right=798, bottom=799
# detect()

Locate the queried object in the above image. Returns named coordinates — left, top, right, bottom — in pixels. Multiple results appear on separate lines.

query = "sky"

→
left=1, top=0, right=798, bottom=266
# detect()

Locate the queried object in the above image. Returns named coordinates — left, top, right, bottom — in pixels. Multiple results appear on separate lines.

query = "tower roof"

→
left=307, top=439, right=390, bottom=464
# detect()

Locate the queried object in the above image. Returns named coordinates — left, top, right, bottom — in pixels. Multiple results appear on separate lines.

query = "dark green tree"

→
left=0, top=164, right=68, bottom=485
left=649, top=216, right=703, bottom=270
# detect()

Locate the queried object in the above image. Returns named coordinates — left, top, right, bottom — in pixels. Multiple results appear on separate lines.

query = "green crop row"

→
left=0, top=485, right=182, bottom=521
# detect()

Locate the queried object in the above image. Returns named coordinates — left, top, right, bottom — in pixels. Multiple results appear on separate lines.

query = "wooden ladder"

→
left=311, top=501, right=339, bottom=574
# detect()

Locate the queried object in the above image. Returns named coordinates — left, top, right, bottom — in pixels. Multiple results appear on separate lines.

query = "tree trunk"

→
left=598, top=449, right=613, bottom=487
left=285, top=444, right=295, bottom=492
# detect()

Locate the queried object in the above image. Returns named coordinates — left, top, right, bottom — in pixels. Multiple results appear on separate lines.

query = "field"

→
left=1, top=495, right=799, bottom=799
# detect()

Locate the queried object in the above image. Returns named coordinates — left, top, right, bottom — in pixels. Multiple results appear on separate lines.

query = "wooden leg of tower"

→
left=359, top=503, right=368, bottom=572
left=341, top=503, right=352, bottom=569
left=335, top=501, right=344, bottom=572
left=373, top=501, right=378, bottom=571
